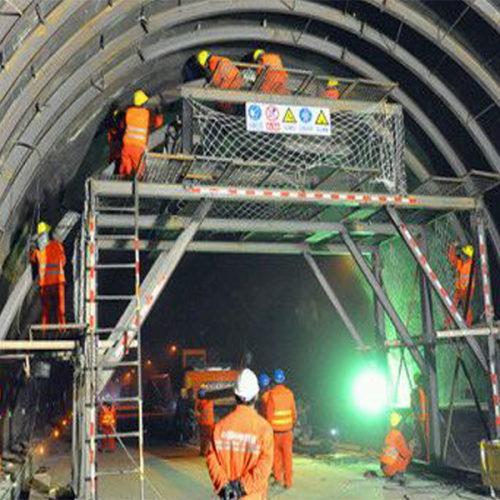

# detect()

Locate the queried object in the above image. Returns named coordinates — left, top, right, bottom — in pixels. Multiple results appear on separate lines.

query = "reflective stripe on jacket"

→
left=208, top=56, right=243, bottom=90
left=30, top=240, right=66, bottom=286
left=380, top=428, right=411, bottom=466
left=100, top=406, right=117, bottom=427
left=123, top=107, right=151, bottom=148
left=197, top=399, right=215, bottom=426
left=206, top=405, right=274, bottom=500
left=265, top=385, right=296, bottom=432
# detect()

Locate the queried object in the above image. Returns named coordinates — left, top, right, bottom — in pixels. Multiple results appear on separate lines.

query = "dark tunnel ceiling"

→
left=0, top=0, right=500, bottom=264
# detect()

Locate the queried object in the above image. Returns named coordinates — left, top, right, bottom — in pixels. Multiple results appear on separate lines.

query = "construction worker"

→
left=120, top=90, right=163, bottom=178
left=323, top=80, right=340, bottom=100
left=411, top=373, right=430, bottom=462
left=258, top=373, right=271, bottom=416
left=206, top=369, right=273, bottom=500
left=265, top=369, right=296, bottom=490
left=198, top=51, right=244, bottom=91
left=380, top=412, right=413, bottom=484
left=99, top=402, right=117, bottom=453
left=446, top=243, right=475, bottom=326
left=107, top=108, right=125, bottom=173
left=30, top=222, right=66, bottom=328
left=197, top=386, right=215, bottom=456
left=253, top=50, right=289, bottom=95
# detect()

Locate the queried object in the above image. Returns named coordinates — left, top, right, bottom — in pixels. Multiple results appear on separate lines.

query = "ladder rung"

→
left=96, top=206, right=138, bottom=213
left=94, top=431, right=140, bottom=440
left=95, top=264, right=136, bottom=270
left=99, top=361, right=140, bottom=369
left=96, top=295, right=136, bottom=301
left=96, top=235, right=138, bottom=241
left=100, top=397, right=140, bottom=404
left=95, top=327, right=138, bottom=334
left=94, top=468, right=140, bottom=477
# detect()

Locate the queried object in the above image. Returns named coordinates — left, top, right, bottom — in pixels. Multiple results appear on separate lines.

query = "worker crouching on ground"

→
left=198, top=51, right=243, bottom=91
left=207, top=369, right=274, bottom=500
left=120, top=90, right=163, bottom=179
left=99, top=402, right=117, bottom=453
left=253, top=50, right=289, bottom=95
left=258, top=373, right=271, bottom=416
left=197, top=386, right=215, bottom=456
left=411, top=373, right=430, bottom=462
left=323, top=80, right=340, bottom=100
left=30, top=222, right=66, bottom=328
left=265, top=369, right=296, bottom=490
left=380, top=412, right=413, bottom=485
left=446, top=243, right=475, bottom=326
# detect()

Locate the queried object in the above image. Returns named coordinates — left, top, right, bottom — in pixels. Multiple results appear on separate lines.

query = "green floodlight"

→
left=353, top=367, right=388, bottom=415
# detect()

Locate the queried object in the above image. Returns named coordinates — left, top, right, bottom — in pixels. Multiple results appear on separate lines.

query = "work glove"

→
left=219, top=481, right=245, bottom=500
left=230, top=480, right=246, bottom=498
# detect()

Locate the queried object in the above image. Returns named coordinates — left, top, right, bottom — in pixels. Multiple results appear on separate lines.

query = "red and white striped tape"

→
left=399, top=223, right=466, bottom=328
left=478, top=230, right=494, bottom=320
left=491, top=369, right=500, bottom=428
left=188, top=186, right=420, bottom=206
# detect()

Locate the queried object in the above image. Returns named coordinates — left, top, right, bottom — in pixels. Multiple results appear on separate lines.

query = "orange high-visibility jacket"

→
left=323, top=87, right=340, bottom=100
left=100, top=406, right=117, bottom=428
left=380, top=428, right=412, bottom=476
left=260, top=390, right=270, bottom=416
left=447, top=244, right=474, bottom=293
left=265, top=385, right=296, bottom=432
left=30, top=240, right=66, bottom=286
left=256, top=53, right=288, bottom=95
left=197, top=399, right=215, bottom=426
left=208, top=56, right=243, bottom=90
left=206, top=405, right=274, bottom=500
left=123, top=107, right=163, bottom=149
left=415, top=387, right=429, bottom=423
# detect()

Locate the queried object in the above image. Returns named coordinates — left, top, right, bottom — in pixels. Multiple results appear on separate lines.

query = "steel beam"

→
left=304, top=252, right=367, bottom=350
left=340, top=228, right=426, bottom=372
left=97, top=200, right=212, bottom=393
left=386, top=206, right=488, bottom=372
left=91, top=180, right=478, bottom=212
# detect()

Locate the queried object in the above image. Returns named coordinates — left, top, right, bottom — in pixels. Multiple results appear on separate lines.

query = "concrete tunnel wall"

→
left=0, top=0, right=500, bottom=466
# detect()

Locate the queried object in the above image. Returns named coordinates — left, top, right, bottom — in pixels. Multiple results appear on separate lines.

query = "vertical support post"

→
left=477, top=210, right=500, bottom=438
left=419, top=231, right=442, bottom=462
left=182, top=99, right=193, bottom=154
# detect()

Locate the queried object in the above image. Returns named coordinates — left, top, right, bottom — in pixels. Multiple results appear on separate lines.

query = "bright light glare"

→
left=330, top=428, right=339, bottom=437
left=353, top=368, right=388, bottom=415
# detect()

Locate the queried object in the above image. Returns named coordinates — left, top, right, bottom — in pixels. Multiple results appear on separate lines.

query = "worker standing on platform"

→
left=446, top=243, right=475, bottom=326
left=323, top=80, right=340, bottom=100
left=258, top=373, right=271, bottom=416
left=253, top=50, right=289, bottom=95
left=198, top=51, right=244, bottom=91
left=206, top=368, right=273, bottom=500
left=30, top=222, right=66, bottom=328
left=411, top=373, right=430, bottom=462
left=265, top=369, right=296, bottom=490
left=380, top=412, right=413, bottom=484
left=120, top=90, right=163, bottom=179
left=197, top=387, right=215, bottom=456
left=99, top=402, right=117, bottom=453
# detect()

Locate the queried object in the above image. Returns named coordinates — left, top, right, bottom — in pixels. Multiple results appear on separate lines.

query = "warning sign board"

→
left=246, top=103, right=331, bottom=136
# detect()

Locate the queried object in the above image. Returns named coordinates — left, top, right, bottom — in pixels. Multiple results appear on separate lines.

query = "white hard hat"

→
left=234, top=369, right=259, bottom=402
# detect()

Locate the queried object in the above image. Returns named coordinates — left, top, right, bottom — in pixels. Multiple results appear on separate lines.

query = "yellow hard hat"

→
left=37, top=222, right=50, bottom=235
left=134, top=90, right=149, bottom=107
left=198, top=50, right=211, bottom=68
left=462, top=245, right=474, bottom=258
left=390, top=412, right=402, bottom=427
left=253, top=49, right=265, bottom=62
left=327, top=79, right=339, bottom=87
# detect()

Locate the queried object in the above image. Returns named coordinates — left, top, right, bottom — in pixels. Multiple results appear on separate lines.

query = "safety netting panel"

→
left=187, top=98, right=407, bottom=193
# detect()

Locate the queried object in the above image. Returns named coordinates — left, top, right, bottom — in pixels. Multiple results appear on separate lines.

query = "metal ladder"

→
left=84, top=178, right=145, bottom=500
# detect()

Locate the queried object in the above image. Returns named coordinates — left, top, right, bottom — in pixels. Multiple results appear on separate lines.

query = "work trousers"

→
left=416, top=417, right=430, bottom=462
left=100, top=425, right=115, bottom=452
left=40, top=284, right=65, bottom=327
left=380, top=455, right=410, bottom=478
left=120, top=144, right=146, bottom=178
left=445, top=290, right=473, bottom=327
left=273, top=430, right=293, bottom=488
left=199, top=424, right=213, bottom=457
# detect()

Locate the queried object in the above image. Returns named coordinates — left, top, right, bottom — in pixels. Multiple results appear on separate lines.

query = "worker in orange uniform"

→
left=258, top=373, right=271, bottom=416
left=380, top=412, right=413, bottom=484
left=120, top=90, right=163, bottom=178
left=30, top=222, right=66, bottom=328
left=446, top=243, right=475, bottom=326
left=197, top=387, right=215, bottom=456
left=265, top=369, right=296, bottom=490
left=206, top=368, right=273, bottom=500
left=198, top=51, right=244, bottom=91
left=323, top=80, right=340, bottom=100
left=411, top=372, right=430, bottom=462
left=253, top=50, right=289, bottom=95
left=99, top=402, right=117, bottom=453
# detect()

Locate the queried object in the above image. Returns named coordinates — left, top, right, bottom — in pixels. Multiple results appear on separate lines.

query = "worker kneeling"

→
left=380, top=412, right=413, bottom=484
left=207, top=369, right=273, bottom=500
left=99, top=403, right=117, bottom=453
left=197, top=387, right=214, bottom=456
left=265, top=369, right=296, bottom=489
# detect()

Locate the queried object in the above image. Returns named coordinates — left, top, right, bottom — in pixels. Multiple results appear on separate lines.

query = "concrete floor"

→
left=39, top=440, right=487, bottom=500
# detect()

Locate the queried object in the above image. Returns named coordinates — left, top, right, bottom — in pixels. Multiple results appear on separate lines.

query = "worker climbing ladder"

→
left=79, top=178, right=145, bottom=500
